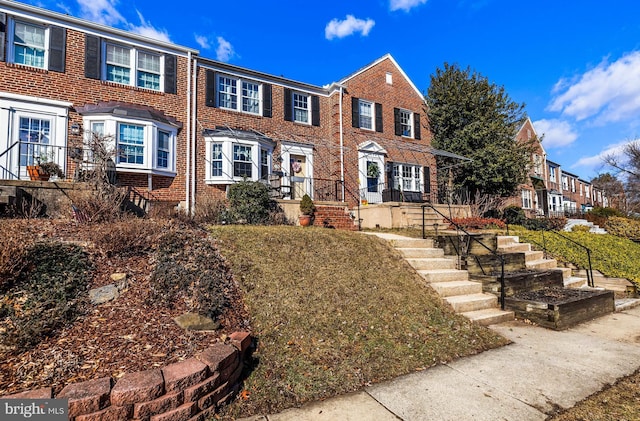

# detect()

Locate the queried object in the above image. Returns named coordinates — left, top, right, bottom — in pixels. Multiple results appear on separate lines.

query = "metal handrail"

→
left=422, top=203, right=506, bottom=310
left=541, top=229, right=594, bottom=287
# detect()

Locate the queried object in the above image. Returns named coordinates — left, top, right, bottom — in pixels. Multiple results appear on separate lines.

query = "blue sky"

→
left=23, top=0, right=640, bottom=181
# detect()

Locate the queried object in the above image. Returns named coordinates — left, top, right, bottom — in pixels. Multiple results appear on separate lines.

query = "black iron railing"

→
left=422, top=203, right=506, bottom=310
left=359, top=181, right=432, bottom=205
left=539, top=229, right=594, bottom=287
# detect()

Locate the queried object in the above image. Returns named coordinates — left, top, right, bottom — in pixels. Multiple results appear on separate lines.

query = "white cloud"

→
left=76, top=0, right=125, bottom=26
left=390, top=0, right=428, bottom=12
left=548, top=51, right=640, bottom=124
left=194, top=34, right=211, bottom=50
left=572, top=139, right=638, bottom=171
left=532, top=119, right=578, bottom=149
left=325, top=15, right=375, bottom=40
left=128, top=11, right=171, bottom=43
left=216, top=37, right=235, bottom=62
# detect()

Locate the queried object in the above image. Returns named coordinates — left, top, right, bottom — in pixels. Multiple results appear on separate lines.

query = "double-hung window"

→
left=118, top=123, right=145, bottom=165
left=359, top=100, right=373, bottom=130
left=104, top=43, right=163, bottom=91
left=293, top=92, right=309, bottom=124
left=13, top=21, right=46, bottom=68
left=549, top=166, right=556, bottom=182
left=137, top=51, right=161, bottom=90
left=242, top=81, right=259, bottom=114
left=399, top=109, right=413, bottom=137
left=218, top=76, right=238, bottom=110
left=211, top=144, right=223, bottom=177
left=392, top=163, right=421, bottom=192
left=157, top=130, right=170, bottom=168
left=260, top=148, right=269, bottom=180
left=106, top=44, right=131, bottom=85
left=522, top=190, right=532, bottom=209
left=233, top=144, right=252, bottom=178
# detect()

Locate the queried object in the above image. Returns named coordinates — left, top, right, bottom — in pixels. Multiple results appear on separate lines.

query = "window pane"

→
left=137, top=51, right=160, bottom=73
left=400, top=110, right=412, bottom=137
left=211, top=143, right=222, bottom=176
left=118, top=124, right=144, bottom=165
left=359, top=101, right=372, bottom=130
left=242, top=81, right=260, bottom=114
left=157, top=131, right=170, bottom=168
left=218, top=77, right=238, bottom=110
left=19, top=117, right=50, bottom=166
left=106, top=45, right=131, bottom=84
left=233, top=144, right=252, bottom=178
left=260, top=148, right=269, bottom=180
left=293, top=93, right=308, bottom=123
left=14, top=22, right=45, bottom=48
left=137, top=71, right=160, bottom=90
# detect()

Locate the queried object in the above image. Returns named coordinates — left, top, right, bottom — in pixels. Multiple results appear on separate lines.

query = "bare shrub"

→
left=193, top=195, right=227, bottom=224
left=92, top=219, right=162, bottom=257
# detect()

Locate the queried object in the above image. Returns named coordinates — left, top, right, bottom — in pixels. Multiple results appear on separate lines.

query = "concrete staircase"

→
left=564, top=218, right=607, bottom=234
left=314, top=205, right=358, bottom=231
left=397, top=205, right=446, bottom=230
left=389, top=236, right=514, bottom=326
left=497, top=235, right=586, bottom=288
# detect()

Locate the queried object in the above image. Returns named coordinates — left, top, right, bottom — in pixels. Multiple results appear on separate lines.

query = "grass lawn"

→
left=211, top=226, right=509, bottom=418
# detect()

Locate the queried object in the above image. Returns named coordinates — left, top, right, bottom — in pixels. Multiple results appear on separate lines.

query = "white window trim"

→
left=6, top=18, right=50, bottom=70
left=399, top=108, right=414, bottom=138
left=102, top=41, right=165, bottom=92
left=358, top=99, right=374, bottom=131
left=216, top=74, right=262, bottom=115
left=549, top=166, right=556, bottom=182
left=292, top=92, right=311, bottom=125
left=82, top=115, right=177, bottom=176
left=521, top=189, right=532, bottom=209
left=204, top=136, right=273, bottom=184
left=392, top=162, right=422, bottom=192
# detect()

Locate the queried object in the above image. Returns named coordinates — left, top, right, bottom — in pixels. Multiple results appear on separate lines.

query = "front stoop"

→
left=387, top=236, right=513, bottom=326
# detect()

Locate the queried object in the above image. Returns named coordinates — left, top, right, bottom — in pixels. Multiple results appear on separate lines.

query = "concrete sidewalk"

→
left=240, top=306, right=640, bottom=421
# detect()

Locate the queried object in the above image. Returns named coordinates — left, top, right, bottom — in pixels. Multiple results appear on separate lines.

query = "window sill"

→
left=5, top=62, right=49, bottom=73
left=100, top=80, right=166, bottom=95
left=116, top=166, right=176, bottom=177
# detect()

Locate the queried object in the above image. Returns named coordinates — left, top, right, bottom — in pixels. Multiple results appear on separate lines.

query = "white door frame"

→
left=358, top=141, right=387, bottom=204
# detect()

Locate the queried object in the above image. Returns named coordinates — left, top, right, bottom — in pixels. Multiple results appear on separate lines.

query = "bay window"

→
left=233, top=144, right=252, bottom=178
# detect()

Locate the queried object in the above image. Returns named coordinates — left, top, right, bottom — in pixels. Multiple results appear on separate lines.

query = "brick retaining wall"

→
left=1, top=331, right=252, bottom=421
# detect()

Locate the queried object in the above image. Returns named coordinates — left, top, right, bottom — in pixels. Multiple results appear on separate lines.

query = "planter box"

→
left=505, top=288, right=615, bottom=330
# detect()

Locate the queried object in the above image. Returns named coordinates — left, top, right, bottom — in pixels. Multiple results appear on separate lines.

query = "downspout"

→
left=185, top=51, right=192, bottom=213
left=191, top=58, right=198, bottom=214
left=339, top=85, right=345, bottom=201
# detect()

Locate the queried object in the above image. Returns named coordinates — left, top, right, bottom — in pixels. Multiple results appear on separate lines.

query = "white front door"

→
left=358, top=152, right=385, bottom=204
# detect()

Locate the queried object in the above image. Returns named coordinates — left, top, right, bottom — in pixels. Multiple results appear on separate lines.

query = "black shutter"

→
left=205, top=70, right=216, bottom=107
left=386, top=161, right=394, bottom=189
left=351, top=97, right=359, bottom=128
left=414, top=113, right=421, bottom=140
left=311, top=95, right=320, bottom=126
left=423, top=166, right=431, bottom=193
left=48, top=26, right=66, bottom=72
left=0, top=13, right=6, bottom=62
left=164, top=54, right=176, bottom=94
left=262, top=83, right=272, bottom=117
left=84, top=34, right=101, bottom=79
left=375, top=103, right=383, bottom=133
left=284, top=88, right=292, bottom=121
left=394, top=108, right=402, bottom=136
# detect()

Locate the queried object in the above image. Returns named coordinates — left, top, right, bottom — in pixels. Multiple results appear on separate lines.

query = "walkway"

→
left=241, top=306, right=640, bottom=420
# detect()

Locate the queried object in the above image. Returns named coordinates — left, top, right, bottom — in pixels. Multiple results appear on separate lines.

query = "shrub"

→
left=193, top=195, right=228, bottom=223
left=227, top=180, right=272, bottom=225
left=605, top=216, right=640, bottom=242
left=299, top=194, right=316, bottom=216
left=0, top=242, right=92, bottom=353
left=571, top=224, right=591, bottom=233
left=0, top=221, right=34, bottom=288
left=450, top=217, right=506, bottom=230
left=522, top=216, right=567, bottom=231
left=149, top=230, right=233, bottom=320
left=502, top=205, right=526, bottom=225
left=589, top=206, right=624, bottom=218
left=92, top=219, right=161, bottom=257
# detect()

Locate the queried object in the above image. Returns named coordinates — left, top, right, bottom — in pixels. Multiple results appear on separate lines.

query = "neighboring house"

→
left=0, top=0, right=197, bottom=204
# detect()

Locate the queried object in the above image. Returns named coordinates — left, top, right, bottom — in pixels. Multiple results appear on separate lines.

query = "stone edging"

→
left=1, top=331, right=252, bottom=421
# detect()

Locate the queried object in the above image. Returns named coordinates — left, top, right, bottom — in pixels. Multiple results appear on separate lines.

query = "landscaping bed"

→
left=505, top=288, right=615, bottom=330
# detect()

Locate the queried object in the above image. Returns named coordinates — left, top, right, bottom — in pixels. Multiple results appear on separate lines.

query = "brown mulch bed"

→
left=514, top=287, right=601, bottom=304
left=0, top=219, right=249, bottom=396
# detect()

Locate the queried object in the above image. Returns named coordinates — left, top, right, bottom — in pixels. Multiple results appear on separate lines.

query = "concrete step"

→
left=565, top=276, right=588, bottom=288
left=524, top=250, right=544, bottom=262
left=418, top=269, right=469, bottom=283
left=497, top=235, right=519, bottom=247
left=397, top=247, right=445, bottom=259
left=445, top=293, right=498, bottom=313
left=406, top=257, right=456, bottom=271
left=498, top=243, right=531, bottom=253
left=555, top=267, right=573, bottom=281
left=461, top=308, right=515, bottom=326
left=526, top=258, right=558, bottom=270
left=389, top=238, right=434, bottom=249
left=430, top=280, right=483, bottom=297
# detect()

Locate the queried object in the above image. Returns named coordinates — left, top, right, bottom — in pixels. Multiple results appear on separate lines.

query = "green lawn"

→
left=211, top=226, right=508, bottom=418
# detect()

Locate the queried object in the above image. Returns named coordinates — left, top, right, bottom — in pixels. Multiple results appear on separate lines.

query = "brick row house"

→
left=511, top=118, right=607, bottom=218
left=0, top=1, right=442, bottom=222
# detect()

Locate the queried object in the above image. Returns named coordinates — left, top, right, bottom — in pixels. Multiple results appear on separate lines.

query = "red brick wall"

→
left=0, top=27, right=191, bottom=203
left=336, top=57, right=436, bottom=205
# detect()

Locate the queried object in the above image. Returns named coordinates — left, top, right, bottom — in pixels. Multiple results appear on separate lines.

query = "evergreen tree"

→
left=426, top=63, right=535, bottom=199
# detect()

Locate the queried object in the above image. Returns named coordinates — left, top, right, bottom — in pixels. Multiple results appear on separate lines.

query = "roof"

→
left=0, top=0, right=198, bottom=55
left=202, top=127, right=276, bottom=146
left=333, top=54, right=423, bottom=99
left=75, top=102, right=182, bottom=128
